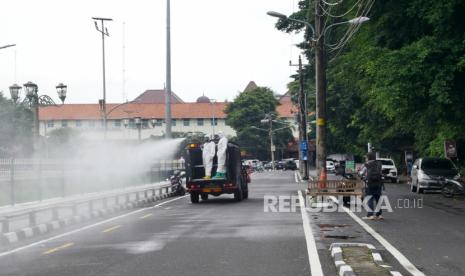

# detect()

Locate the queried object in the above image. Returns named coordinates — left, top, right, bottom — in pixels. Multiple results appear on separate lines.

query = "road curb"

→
left=0, top=192, right=176, bottom=247
left=330, top=243, right=402, bottom=276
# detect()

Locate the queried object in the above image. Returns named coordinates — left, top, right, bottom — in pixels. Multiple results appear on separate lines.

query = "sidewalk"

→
left=299, top=171, right=410, bottom=275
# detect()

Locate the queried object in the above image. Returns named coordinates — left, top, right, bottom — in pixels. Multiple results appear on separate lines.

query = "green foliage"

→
left=275, top=0, right=465, bottom=164
left=0, top=92, right=33, bottom=156
left=46, top=127, right=83, bottom=157
left=225, top=87, right=294, bottom=160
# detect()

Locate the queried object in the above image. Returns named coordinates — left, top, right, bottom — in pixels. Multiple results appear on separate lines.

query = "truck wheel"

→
left=201, top=193, right=208, bottom=201
left=190, top=192, right=200, bottom=203
left=242, top=187, right=248, bottom=199
left=234, top=187, right=243, bottom=201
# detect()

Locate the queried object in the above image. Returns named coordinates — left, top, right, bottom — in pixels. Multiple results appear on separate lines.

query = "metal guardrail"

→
left=0, top=182, right=174, bottom=233
left=307, top=180, right=364, bottom=197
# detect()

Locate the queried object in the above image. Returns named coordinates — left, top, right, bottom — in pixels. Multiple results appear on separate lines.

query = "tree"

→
left=225, top=87, right=294, bottom=160
left=46, top=127, right=83, bottom=157
left=0, top=92, right=33, bottom=157
left=275, top=0, right=465, bottom=165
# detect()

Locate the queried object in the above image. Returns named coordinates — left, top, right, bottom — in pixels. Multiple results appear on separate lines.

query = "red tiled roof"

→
left=133, top=89, right=184, bottom=103
left=277, top=102, right=295, bottom=118
left=243, top=81, right=258, bottom=92
left=39, top=101, right=295, bottom=120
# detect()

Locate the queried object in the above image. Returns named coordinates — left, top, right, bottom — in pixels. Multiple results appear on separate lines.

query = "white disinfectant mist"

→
left=57, top=138, right=185, bottom=196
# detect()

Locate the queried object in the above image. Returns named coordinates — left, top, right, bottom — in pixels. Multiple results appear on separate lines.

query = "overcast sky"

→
left=0, top=0, right=304, bottom=104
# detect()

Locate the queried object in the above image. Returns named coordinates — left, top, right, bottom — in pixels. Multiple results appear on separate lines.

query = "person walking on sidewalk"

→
left=360, top=152, right=384, bottom=220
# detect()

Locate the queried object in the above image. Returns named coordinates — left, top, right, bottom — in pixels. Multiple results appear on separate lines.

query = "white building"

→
left=38, top=87, right=297, bottom=141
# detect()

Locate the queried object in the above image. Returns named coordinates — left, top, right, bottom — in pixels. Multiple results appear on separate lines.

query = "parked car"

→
left=275, top=161, right=285, bottom=170
left=377, top=158, right=399, bottom=183
left=410, top=157, right=460, bottom=193
left=284, top=159, right=297, bottom=170
left=326, top=160, right=336, bottom=173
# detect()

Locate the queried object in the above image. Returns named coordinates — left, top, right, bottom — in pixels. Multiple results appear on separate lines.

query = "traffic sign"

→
left=300, top=140, right=308, bottom=151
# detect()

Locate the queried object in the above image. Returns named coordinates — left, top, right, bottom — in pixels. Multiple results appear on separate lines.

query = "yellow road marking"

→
left=139, top=213, right=153, bottom=219
left=101, top=225, right=121, bottom=233
left=43, top=242, right=74, bottom=255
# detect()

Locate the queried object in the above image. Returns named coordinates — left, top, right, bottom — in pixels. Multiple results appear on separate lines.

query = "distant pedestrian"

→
left=360, top=152, right=384, bottom=220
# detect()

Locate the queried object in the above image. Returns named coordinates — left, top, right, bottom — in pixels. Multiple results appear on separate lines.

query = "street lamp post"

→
left=165, top=0, right=173, bottom=139
left=9, top=81, right=67, bottom=153
left=253, top=122, right=290, bottom=171
left=92, top=17, right=113, bottom=140
left=290, top=56, right=310, bottom=180
left=0, top=44, right=16, bottom=50
left=267, top=10, right=369, bottom=180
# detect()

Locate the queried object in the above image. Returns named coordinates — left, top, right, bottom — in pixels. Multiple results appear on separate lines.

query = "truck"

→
left=183, top=141, right=250, bottom=203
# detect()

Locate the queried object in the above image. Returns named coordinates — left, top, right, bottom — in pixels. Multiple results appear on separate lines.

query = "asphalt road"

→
left=2, top=170, right=464, bottom=276
left=318, top=172, right=465, bottom=276
left=353, top=182, right=465, bottom=276
left=0, top=171, right=311, bottom=276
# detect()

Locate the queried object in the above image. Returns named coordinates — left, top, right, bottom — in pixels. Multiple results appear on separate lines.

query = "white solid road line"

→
left=329, top=196, right=425, bottom=276
left=298, top=190, right=324, bottom=276
left=0, top=196, right=188, bottom=258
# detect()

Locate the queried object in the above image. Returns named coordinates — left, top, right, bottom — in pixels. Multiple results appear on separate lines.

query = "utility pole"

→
left=298, top=56, right=309, bottom=180
left=92, top=17, right=112, bottom=140
left=269, top=118, right=275, bottom=170
left=314, top=0, right=327, bottom=180
left=165, top=0, right=173, bottom=138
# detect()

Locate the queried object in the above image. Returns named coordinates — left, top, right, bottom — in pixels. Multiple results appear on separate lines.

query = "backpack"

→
left=365, top=160, right=382, bottom=188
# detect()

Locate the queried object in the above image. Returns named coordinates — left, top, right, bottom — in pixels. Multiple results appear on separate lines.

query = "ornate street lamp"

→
left=9, top=83, right=21, bottom=104
left=23, top=81, right=38, bottom=101
left=10, top=81, right=67, bottom=154
left=56, top=83, right=67, bottom=103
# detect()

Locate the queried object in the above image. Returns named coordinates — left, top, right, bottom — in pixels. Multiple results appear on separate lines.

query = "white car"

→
left=377, top=158, right=398, bottom=183
left=326, top=160, right=335, bottom=173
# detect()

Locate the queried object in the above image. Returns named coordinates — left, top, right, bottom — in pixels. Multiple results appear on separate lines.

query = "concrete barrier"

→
left=0, top=181, right=177, bottom=246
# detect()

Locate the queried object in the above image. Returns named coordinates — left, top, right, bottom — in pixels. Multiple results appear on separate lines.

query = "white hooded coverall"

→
left=216, top=133, right=228, bottom=174
left=202, top=139, right=216, bottom=177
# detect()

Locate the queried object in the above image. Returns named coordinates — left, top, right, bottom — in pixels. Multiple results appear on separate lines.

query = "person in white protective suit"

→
left=202, top=134, right=216, bottom=179
left=213, top=131, right=228, bottom=179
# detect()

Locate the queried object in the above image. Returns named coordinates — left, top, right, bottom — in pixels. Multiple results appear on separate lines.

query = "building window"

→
left=183, top=119, right=190, bottom=126
left=210, top=118, right=218, bottom=126
left=172, top=119, right=176, bottom=126
left=197, top=118, right=204, bottom=126
left=129, top=119, right=135, bottom=128
left=114, top=120, right=121, bottom=128
left=47, top=120, right=54, bottom=128
left=88, top=120, right=95, bottom=128
left=61, top=120, right=68, bottom=127
left=142, top=119, right=149, bottom=128
left=76, top=120, right=82, bottom=127
left=155, top=119, right=163, bottom=126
